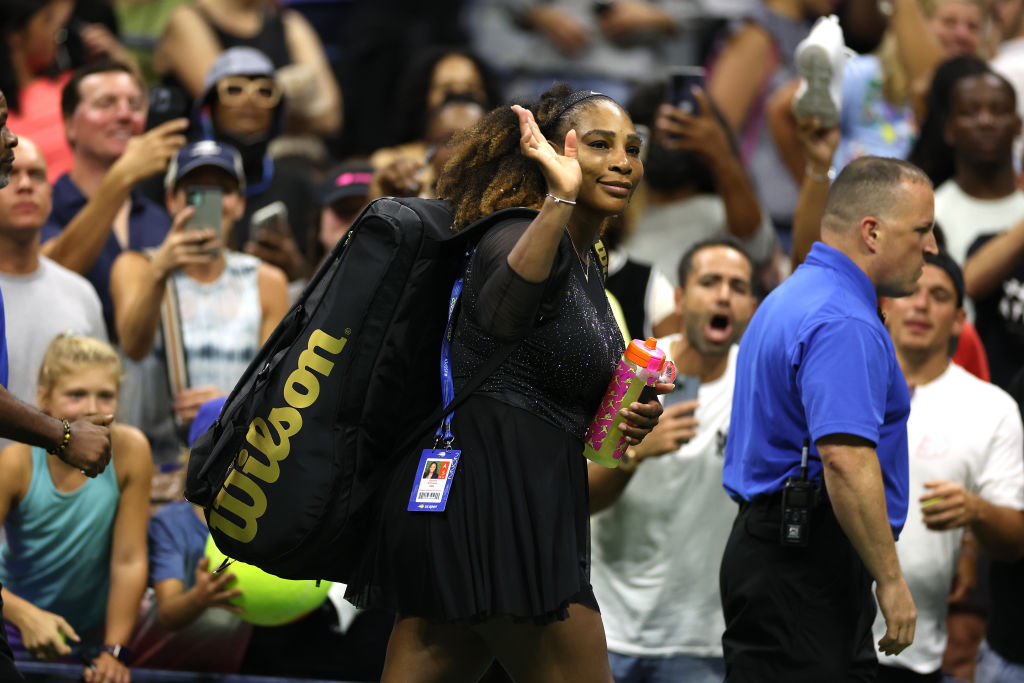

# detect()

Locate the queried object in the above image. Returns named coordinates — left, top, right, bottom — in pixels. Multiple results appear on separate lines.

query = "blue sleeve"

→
left=147, top=509, right=190, bottom=586
left=0, top=288, right=7, bottom=389
left=794, top=318, right=890, bottom=445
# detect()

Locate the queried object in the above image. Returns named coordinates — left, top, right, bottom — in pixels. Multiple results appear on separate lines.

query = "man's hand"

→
left=151, top=206, right=218, bottom=281
left=83, top=650, right=130, bottom=683
left=191, top=556, right=244, bottom=612
left=244, top=228, right=308, bottom=281
left=174, top=386, right=224, bottom=424
left=875, top=576, right=917, bottom=656
left=632, top=401, right=700, bottom=458
left=11, top=605, right=79, bottom=661
left=525, top=6, right=589, bottom=57
left=61, top=415, right=113, bottom=477
left=111, top=118, right=188, bottom=187
left=920, top=480, right=980, bottom=531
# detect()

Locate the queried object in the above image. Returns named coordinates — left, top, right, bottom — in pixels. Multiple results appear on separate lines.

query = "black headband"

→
left=552, top=89, right=607, bottom=125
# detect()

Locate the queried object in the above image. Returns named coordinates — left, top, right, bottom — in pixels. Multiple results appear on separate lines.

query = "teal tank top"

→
left=0, top=446, right=119, bottom=633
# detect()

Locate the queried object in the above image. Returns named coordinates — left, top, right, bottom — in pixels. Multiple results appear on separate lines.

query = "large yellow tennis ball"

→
left=204, top=535, right=331, bottom=626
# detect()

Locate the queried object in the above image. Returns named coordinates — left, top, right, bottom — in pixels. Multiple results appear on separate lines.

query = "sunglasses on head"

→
left=216, top=76, right=282, bottom=108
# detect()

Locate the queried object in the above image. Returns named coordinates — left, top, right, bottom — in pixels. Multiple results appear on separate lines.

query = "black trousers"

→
left=876, top=664, right=941, bottom=682
left=720, top=493, right=878, bottom=682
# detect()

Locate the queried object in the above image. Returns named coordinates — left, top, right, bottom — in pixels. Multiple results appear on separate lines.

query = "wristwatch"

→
left=100, top=644, right=131, bottom=663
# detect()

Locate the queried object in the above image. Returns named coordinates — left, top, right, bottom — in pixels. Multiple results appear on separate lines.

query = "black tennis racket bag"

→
left=184, top=197, right=536, bottom=581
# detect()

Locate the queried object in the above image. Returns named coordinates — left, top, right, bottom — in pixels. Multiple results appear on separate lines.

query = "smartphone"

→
left=666, top=66, right=706, bottom=115
left=185, top=186, right=223, bottom=254
left=146, top=86, right=189, bottom=131
left=250, top=201, right=289, bottom=239
left=663, top=374, right=700, bottom=411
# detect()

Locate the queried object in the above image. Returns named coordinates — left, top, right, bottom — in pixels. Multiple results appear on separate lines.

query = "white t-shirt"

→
left=934, top=181, right=1024, bottom=268
left=591, top=340, right=738, bottom=658
left=0, top=256, right=107, bottom=404
left=872, top=364, right=1024, bottom=674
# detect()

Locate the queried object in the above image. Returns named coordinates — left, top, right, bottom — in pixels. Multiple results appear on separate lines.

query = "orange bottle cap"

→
left=624, top=337, right=665, bottom=371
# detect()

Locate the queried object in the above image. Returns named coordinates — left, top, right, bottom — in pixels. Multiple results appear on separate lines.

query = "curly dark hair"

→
left=436, top=83, right=619, bottom=232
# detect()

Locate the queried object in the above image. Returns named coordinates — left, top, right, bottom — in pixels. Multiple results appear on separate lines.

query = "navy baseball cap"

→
left=165, top=140, right=246, bottom=192
left=188, top=396, right=228, bottom=448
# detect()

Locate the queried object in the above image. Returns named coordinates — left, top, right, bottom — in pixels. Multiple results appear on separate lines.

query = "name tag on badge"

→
left=408, top=449, right=460, bottom=512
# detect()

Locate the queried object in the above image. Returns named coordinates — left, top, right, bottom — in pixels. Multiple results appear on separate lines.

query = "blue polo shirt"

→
left=0, top=289, right=8, bottom=389
left=44, top=173, right=171, bottom=340
left=723, top=242, right=911, bottom=536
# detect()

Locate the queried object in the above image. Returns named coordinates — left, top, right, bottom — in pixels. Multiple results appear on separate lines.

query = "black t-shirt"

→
left=988, top=366, right=1024, bottom=663
left=967, top=234, right=1024, bottom=389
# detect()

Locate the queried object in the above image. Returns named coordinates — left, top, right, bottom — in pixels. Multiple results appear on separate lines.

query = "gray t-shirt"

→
left=0, top=256, right=107, bottom=405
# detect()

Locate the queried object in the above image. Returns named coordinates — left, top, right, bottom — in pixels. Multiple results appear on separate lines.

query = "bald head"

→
left=0, top=136, right=52, bottom=235
left=821, top=157, right=932, bottom=235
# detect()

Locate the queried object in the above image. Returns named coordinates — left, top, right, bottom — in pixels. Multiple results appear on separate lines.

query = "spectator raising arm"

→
left=109, top=206, right=217, bottom=361
left=963, top=214, right=1024, bottom=300
left=888, top=0, right=945, bottom=119
left=654, top=88, right=763, bottom=240
left=707, top=22, right=778, bottom=134
left=41, top=119, right=188, bottom=276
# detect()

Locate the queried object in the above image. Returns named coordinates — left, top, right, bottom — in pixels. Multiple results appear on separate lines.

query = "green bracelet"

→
left=47, top=418, right=71, bottom=456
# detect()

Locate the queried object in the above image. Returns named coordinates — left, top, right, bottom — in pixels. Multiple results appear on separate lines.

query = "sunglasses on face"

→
left=216, top=76, right=282, bottom=108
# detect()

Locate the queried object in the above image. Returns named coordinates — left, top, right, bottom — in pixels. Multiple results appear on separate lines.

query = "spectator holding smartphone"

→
left=109, top=140, right=288, bottom=464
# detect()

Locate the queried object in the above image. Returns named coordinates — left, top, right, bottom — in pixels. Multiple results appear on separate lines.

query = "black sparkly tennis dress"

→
left=344, top=216, right=625, bottom=623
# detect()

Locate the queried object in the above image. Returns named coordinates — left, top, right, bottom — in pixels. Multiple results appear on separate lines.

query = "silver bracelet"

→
left=806, top=164, right=837, bottom=183
left=545, top=193, right=577, bottom=206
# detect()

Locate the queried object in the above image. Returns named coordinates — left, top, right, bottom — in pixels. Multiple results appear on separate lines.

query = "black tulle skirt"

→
left=344, top=394, right=597, bottom=623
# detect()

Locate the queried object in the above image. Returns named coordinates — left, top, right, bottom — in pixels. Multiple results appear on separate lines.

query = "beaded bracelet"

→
left=47, top=418, right=71, bottom=456
left=545, top=193, right=577, bottom=206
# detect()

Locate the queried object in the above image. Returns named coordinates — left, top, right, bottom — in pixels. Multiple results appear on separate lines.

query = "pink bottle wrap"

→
left=584, top=358, right=636, bottom=456
left=584, top=338, right=666, bottom=467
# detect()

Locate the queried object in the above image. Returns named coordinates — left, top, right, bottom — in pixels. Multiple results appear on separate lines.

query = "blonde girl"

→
left=0, top=334, right=151, bottom=683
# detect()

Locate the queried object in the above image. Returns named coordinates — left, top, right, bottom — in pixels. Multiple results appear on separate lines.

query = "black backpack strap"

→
left=394, top=340, right=516, bottom=457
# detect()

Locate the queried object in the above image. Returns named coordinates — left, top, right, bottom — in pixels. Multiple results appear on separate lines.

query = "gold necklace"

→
left=565, top=227, right=589, bottom=282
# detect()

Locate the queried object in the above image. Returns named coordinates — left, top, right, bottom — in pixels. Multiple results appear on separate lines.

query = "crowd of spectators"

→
left=1, top=0, right=1023, bottom=680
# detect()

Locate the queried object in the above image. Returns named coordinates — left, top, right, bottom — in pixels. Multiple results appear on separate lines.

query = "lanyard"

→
left=436, top=272, right=465, bottom=445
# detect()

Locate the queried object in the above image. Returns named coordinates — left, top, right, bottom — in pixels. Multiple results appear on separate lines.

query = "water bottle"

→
left=584, top=337, right=672, bottom=468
